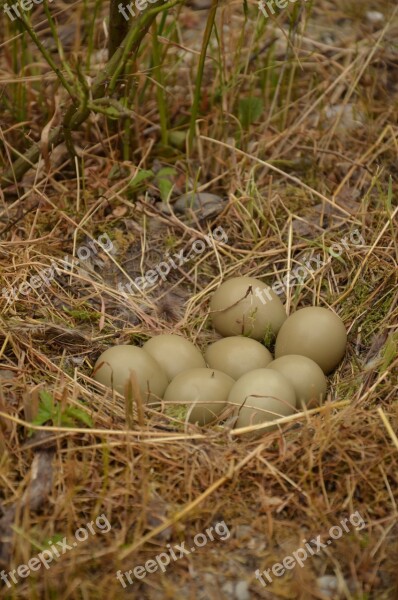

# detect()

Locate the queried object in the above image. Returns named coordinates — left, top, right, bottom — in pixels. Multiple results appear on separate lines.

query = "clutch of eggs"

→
left=91, top=277, right=346, bottom=434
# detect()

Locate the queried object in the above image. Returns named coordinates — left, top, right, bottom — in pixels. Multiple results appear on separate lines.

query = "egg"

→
left=209, top=276, right=287, bottom=341
left=143, top=334, right=205, bottom=381
left=163, top=368, right=234, bottom=425
left=205, top=336, right=273, bottom=379
left=92, top=345, right=168, bottom=404
left=275, top=307, right=347, bottom=374
left=266, top=355, right=327, bottom=408
left=229, top=369, right=296, bottom=435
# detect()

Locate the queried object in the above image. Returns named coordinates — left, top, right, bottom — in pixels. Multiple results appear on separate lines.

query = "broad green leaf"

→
left=169, top=131, right=186, bottom=149
left=157, top=167, right=177, bottom=177
left=32, top=407, right=53, bottom=426
left=238, top=97, right=264, bottom=129
left=32, top=390, right=55, bottom=425
left=158, top=177, right=174, bottom=202
left=128, top=169, right=153, bottom=190
left=66, top=406, right=93, bottom=428
left=39, top=390, right=54, bottom=413
left=380, top=333, right=397, bottom=372
left=59, top=412, right=76, bottom=427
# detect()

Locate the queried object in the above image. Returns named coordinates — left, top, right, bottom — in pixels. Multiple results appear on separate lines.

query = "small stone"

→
left=221, top=582, right=235, bottom=595
left=235, top=580, right=250, bottom=600
left=0, top=370, right=15, bottom=380
left=173, top=192, right=225, bottom=220
left=317, top=575, right=341, bottom=598
left=234, top=525, right=253, bottom=539
left=366, top=11, right=384, bottom=24
left=324, top=104, right=364, bottom=131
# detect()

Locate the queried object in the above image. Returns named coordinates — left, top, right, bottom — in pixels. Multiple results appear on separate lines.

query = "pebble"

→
left=316, top=575, right=341, bottom=598
left=173, top=192, right=225, bottom=219
left=0, top=370, right=15, bottom=380
left=366, top=11, right=384, bottom=24
left=221, top=580, right=250, bottom=600
left=235, top=580, right=250, bottom=600
left=324, top=104, right=365, bottom=132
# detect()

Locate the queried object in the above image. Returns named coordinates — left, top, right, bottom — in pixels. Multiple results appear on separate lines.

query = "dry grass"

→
left=0, top=0, right=398, bottom=598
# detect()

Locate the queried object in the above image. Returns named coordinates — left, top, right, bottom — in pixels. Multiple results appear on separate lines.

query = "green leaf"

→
left=39, top=390, right=54, bottom=413
left=157, top=167, right=177, bottom=177
left=128, top=169, right=153, bottom=190
left=32, top=390, right=93, bottom=428
left=65, top=406, right=93, bottom=428
left=158, top=177, right=174, bottom=203
left=59, top=412, right=76, bottom=427
left=169, top=131, right=186, bottom=149
left=238, top=97, right=264, bottom=129
left=32, top=407, right=53, bottom=426
left=380, top=333, right=397, bottom=372
left=33, top=391, right=55, bottom=425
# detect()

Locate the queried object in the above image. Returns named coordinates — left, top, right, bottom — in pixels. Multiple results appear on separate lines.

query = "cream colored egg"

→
left=229, top=369, right=296, bottom=435
left=163, top=368, right=234, bottom=425
left=266, top=355, right=327, bottom=408
left=275, top=307, right=347, bottom=374
left=92, top=345, right=168, bottom=404
left=210, top=276, right=286, bottom=341
left=143, top=334, right=205, bottom=381
left=205, top=336, right=273, bottom=380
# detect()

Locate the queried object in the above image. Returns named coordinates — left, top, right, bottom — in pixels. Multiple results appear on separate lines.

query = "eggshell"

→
left=275, top=307, right=347, bottom=374
left=92, top=345, right=168, bottom=403
left=163, top=368, right=234, bottom=425
left=143, top=334, right=205, bottom=381
left=210, top=276, right=287, bottom=341
left=229, top=369, right=296, bottom=435
left=205, top=336, right=273, bottom=379
left=266, top=355, right=327, bottom=408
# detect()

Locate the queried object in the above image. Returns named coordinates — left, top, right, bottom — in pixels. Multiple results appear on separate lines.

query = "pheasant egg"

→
left=210, top=276, right=287, bottom=341
left=275, top=307, right=347, bottom=374
left=92, top=345, right=168, bottom=404
left=266, top=355, right=327, bottom=408
left=229, top=369, right=296, bottom=435
left=143, top=334, right=205, bottom=381
left=205, top=336, right=273, bottom=380
left=163, top=368, right=234, bottom=425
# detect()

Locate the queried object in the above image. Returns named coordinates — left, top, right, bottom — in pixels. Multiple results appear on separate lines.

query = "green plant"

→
left=0, top=0, right=183, bottom=187
left=33, top=391, right=93, bottom=428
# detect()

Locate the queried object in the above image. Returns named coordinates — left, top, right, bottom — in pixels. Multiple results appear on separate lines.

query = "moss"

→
left=164, top=404, right=188, bottom=423
left=64, top=307, right=100, bottom=323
